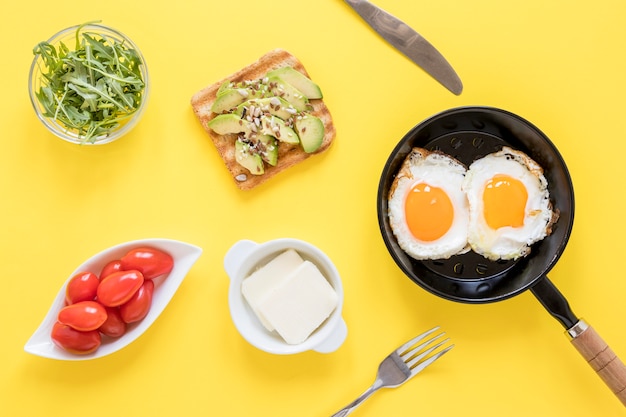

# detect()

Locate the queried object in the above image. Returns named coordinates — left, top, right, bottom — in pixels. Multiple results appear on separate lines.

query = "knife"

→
left=344, top=0, right=463, bottom=95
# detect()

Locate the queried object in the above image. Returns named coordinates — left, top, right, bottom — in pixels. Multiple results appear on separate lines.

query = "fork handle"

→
left=330, top=380, right=383, bottom=417
left=568, top=320, right=626, bottom=406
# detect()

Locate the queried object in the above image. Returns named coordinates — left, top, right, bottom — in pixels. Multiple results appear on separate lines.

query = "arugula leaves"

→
left=33, top=23, right=146, bottom=143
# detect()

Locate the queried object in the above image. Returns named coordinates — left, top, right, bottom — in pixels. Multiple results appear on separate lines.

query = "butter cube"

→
left=241, top=249, right=304, bottom=331
left=256, top=260, right=338, bottom=345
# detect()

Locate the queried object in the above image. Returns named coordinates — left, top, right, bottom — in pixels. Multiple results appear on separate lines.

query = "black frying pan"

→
left=377, top=106, right=626, bottom=405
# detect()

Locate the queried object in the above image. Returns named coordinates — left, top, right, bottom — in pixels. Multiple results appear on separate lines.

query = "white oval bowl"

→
left=24, top=238, right=202, bottom=361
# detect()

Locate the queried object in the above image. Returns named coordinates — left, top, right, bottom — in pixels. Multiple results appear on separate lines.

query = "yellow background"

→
left=1, top=0, right=625, bottom=416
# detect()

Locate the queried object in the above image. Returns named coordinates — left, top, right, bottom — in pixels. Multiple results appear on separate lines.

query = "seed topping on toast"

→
left=190, top=49, right=336, bottom=191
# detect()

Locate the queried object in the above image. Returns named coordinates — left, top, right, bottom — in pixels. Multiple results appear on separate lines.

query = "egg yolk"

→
left=483, top=174, right=528, bottom=229
left=405, top=183, right=454, bottom=241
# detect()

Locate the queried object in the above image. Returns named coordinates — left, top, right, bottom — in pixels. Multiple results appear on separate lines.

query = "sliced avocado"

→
left=216, top=80, right=235, bottom=96
left=266, top=67, right=323, bottom=99
left=212, top=88, right=264, bottom=114
left=266, top=76, right=309, bottom=112
left=233, top=97, right=296, bottom=121
left=207, top=114, right=251, bottom=136
left=259, top=115, right=300, bottom=144
left=295, top=115, right=324, bottom=153
left=257, top=135, right=278, bottom=166
left=209, top=113, right=299, bottom=145
left=235, top=138, right=264, bottom=175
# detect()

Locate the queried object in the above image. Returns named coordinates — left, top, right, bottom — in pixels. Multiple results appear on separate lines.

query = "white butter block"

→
left=257, top=260, right=338, bottom=345
left=241, top=249, right=304, bottom=331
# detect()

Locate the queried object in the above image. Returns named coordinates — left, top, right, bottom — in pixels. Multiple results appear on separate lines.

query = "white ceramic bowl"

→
left=224, top=238, right=347, bottom=354
left=24, top=239, right=202, bottom=360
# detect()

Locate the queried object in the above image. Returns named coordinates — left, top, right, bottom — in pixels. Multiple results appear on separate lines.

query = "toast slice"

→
left=191, top=49, right=336, bottom=190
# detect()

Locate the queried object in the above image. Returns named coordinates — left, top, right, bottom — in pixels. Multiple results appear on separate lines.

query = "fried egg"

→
left=462, top=146, right=556, bottom=261
left=388, top=148, right=469, bottom=260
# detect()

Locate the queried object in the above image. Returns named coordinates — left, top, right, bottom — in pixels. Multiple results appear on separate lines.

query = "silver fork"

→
left=331, top=327, right=454, bottom=417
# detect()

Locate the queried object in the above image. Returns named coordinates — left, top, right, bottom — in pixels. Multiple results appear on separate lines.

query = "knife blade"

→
left=344, top=0, right=463, bottom=95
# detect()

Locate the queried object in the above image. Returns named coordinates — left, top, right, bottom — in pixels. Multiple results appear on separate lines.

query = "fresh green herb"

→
left=33, top=22, right=146, bottom=143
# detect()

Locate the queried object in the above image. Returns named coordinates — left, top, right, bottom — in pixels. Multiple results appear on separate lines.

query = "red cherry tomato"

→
left=51, top=321, right=101, bottom=354
left=120, top=247, right=173, bottom=280
left=97, top=270, right=144, bottom=307
left=58, top=301, right=108, bottom=331
left=100, top=259, right=123, bottom=279
left=99, top=307, right=127, bottom=338
left=65, top=271, right=99, bottom=304
left=120, top=280, right=155, bottom=323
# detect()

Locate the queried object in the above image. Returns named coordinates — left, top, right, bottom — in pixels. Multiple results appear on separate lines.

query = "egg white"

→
left=462, top=147, right=556, bottom=260
left=388, top=148, right=469, bottom=260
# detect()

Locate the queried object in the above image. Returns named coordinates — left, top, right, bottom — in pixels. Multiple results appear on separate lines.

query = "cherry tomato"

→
left=51, top=321, right=101, bottom=354
left=120, top=280, right=154, bottom=323
left=100, top=259, right=123, bottom=279
left=120, top=247, right=173, bottom=280
left=99, top=307, right=127, bottom=338
left=58, top=301, right=108, bottom=331
left=65, top=271, right=99, bottom=304
left=97, top=270, right=144, bottom=307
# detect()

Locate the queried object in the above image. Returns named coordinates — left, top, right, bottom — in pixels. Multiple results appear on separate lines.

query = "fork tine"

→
left=404, top=337, right=452, bottom=369
left=407, top=343, right=454, bottom=376
left=400, top=330, right=447, bottom=359
left=400, top=331, right=445, bottom=361
left=395, top=326, right=440, bottom=355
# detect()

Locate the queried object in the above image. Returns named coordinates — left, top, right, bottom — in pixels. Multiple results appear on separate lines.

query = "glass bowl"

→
left=28, top=23, right=149, bottom=145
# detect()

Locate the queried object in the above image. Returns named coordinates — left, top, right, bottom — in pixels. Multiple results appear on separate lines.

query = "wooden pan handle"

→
left=568, top=320, right=626, bottom=406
